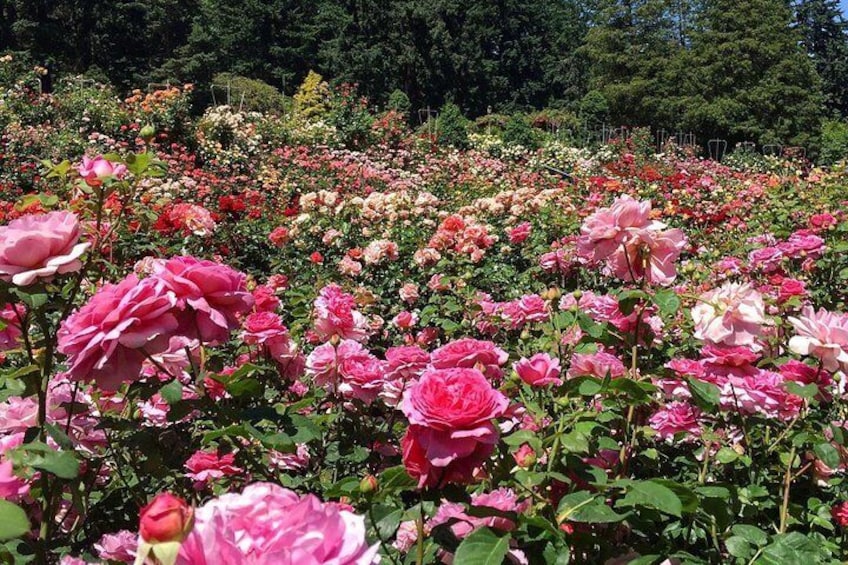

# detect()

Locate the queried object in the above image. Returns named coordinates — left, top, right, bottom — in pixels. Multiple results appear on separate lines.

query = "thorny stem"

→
left=779, top=446, right=796, bottom=533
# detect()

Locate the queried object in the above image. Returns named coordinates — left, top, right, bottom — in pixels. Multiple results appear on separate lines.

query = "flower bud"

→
left=359, top=474, right=378, bottom=494
left=139, top=493, right=194, bottom=544
left=140, top=124, right=156, bottom=141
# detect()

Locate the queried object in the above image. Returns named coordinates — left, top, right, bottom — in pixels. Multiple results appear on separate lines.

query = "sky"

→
left=843, top=0, right=848, bottom=17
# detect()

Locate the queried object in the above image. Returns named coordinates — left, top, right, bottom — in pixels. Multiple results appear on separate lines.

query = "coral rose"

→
left=401, top=367, right=508, bottom=488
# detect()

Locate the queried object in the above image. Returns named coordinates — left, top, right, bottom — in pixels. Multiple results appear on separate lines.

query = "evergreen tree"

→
left=583, top=0, right=684, bottom=128
left=682, top=0, right=824, bottom=145
left=795, top=0, right=848, bottom=115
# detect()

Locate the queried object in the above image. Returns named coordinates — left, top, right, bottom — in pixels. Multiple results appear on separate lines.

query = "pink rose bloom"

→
left=393, top=520, right=418, bottom=553
left=58, top=275, right=179, bottom=389
left=307, top=340, right=384, bottom=403
left=399, top=283, right=419, bottom=304
left=514, top=353, right=562, bottom=387
left=577, top=195, right=652, bottom=262
left=384, top=346, right=430, bottom=382
left=517, top=294, right=548, bottom=322
left=337, top=344, right=385, bottom=404
left=391, top=311, right=418, bottom=329
left=184, top=450, right=243, bottom=489
left=381, top=346, right=430, bottom=407
left=508, top=222, right=531, bottom=244
left=252, top=284, right=281, bottom=313
left=269, top=444, right=310, bottom=472
left=780, top=231, right=825, bottom=259
left=94, top=530, right=137, bottom=563
left=0, top=304, right=22, bottom=351
left=778, top=278, right=807, bottom=304
left=242, top=311, right=288, bottom=345
left=568, top=351, right=627, bottom=379
left=606, top=226, right=687, bottom=286
left=313, top=284, right=369, bottom=342
left=77, top=156, right=127, bottom=181
left=691, top=283, right=766, bottom=347
left=430, top=338, right=508, bottom=381
left=0, top=396, right=38, bottom=434
left=154, top=256, right=254, bottom=345
left=401, top=367, right=508, bottom=488
left=722, top=371, right=803, bottom=420
left=780, top=359, right=832, bottom=401
left=176, top=482, right=380, bottom=565
left=470, top=488, right=531, bottom=531
left=0, top=458, right=29, bottom=500
left=0, top=211, right=90, bottom=286
left=748, top=247, right=784, bottom=272
left=649, top=402, right=702, bottom=442
left=788, top=306, right=848, bottom=372
left=305, top=342, right=339, bottom=389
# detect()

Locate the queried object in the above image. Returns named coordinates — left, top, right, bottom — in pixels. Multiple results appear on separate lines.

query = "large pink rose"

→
left=691, top=283, right=766, bottom=347
left=176, top=482, right=380, bottom=565
left=788, top=305, right=848, bottom=372
left=0, top=211, right=90, bottom=286
left=577, top=195, right=652, bottom=262
left=430, top=338, right=508, bottom=380
left=306, top=340, right=384, bottom=403
left=58, top=274, right=179, bottom=390
left=154, top=256, right=254, bottom=345
left=401, top=367, right=508, bottom=488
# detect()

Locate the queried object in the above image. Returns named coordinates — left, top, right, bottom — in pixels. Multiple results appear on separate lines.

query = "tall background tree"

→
left=794, top=0, right=848, bottom=116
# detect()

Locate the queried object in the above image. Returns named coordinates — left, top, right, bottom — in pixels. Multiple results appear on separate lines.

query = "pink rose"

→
left=0, top=211, right=90, bottom=286
left=508, top=222, right=531, bottom=244
left=514, top=353, right=562, bottom=387
left=399, top=283, right=419, bottom=304
left=568, top=351, right=627, bottom=379
left=176, top=483, right=380, bottom=564
left=649, top=402, right=702, bottom=442
left=0, top=304, right=22, bottom=351
left=77, top=156, right=127, bottom=182
left=94, top=530, right=137, bottom=564
left=777, top=278, right=807, bottom=304
left=184, top=450, right=243, bottom=489
left=748, top=247, right=784, bottom=272
left=430, top=338, right=508, bottom=381
left=788, top=305, right=848, bottom=372
left=58, top=275, right=179, bottom=390
left=401, top=367, right=508, bottom=487
left=154, top=256, right=254, bottom=345
left=691, top=283, right=766, bottom=347
left=391, top=310, right=418, bottom=329
left=313, top=284, right=369, bottom=342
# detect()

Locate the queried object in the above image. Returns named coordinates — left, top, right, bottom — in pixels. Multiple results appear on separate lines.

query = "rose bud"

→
left=139, top=493, right=194, bottom=544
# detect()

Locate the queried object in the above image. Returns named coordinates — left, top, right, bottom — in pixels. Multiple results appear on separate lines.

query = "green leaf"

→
left=687, top=378, right=720, bottom=408
left=814, top=443, right=840, bottom=469
left=0, top=501, right=29, bottom=540
left=22, top=444, right=79, bottom=479
left=557, top=491, right=626, bottom=523
left=159, top=380, right=183, bottom=405
left=379, top=465, right=417, bottom=492
left=725, top=536, right=753, bottom=558
left=619, top=480, right=683, bottom=517
left=452, top=528, right=510, bottom=565
left=652, top=289, right=681, bottom=316
left=731, top=524, right=769, bottom=547
left=784, top=382, right=818, bottom=399
left=543, top=542, right=570, bottom=565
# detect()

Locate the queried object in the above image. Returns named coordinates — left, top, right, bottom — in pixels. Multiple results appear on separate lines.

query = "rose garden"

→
left=0, top=62, right=847, bottom=564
